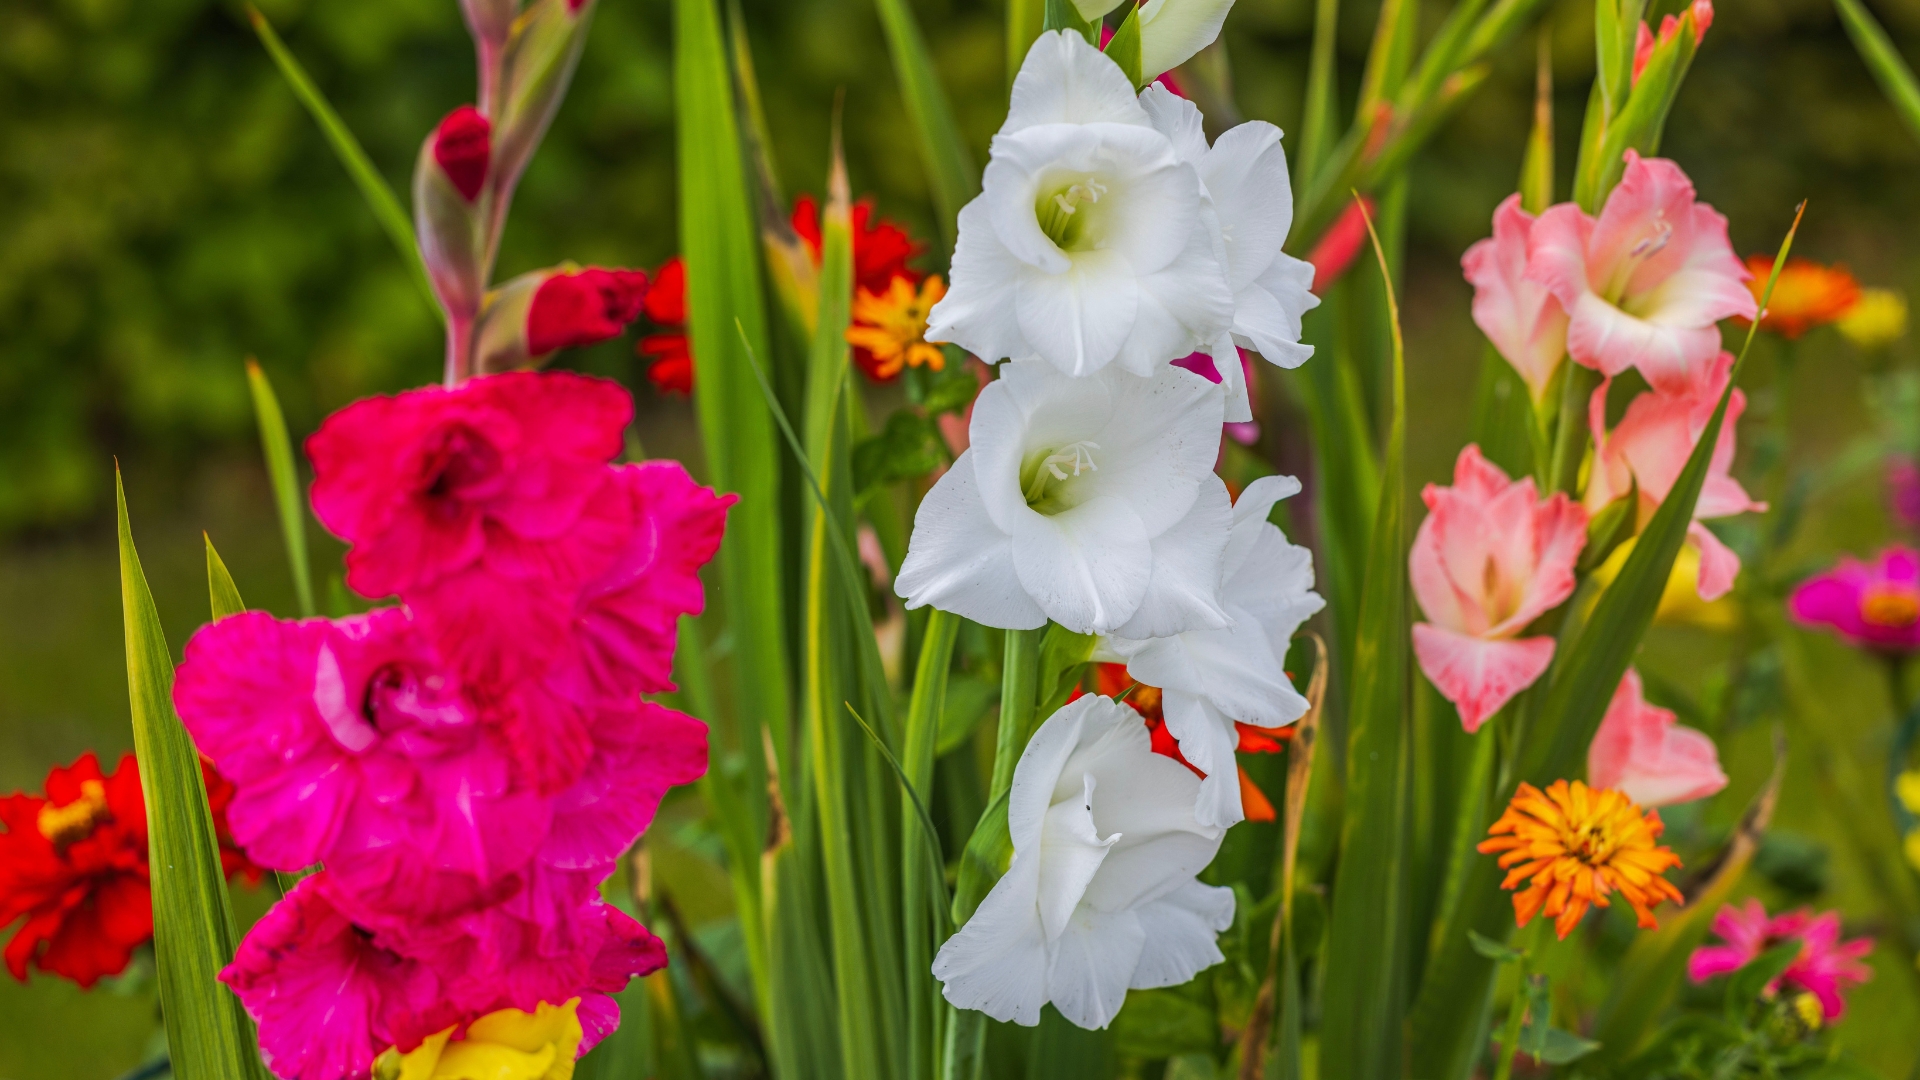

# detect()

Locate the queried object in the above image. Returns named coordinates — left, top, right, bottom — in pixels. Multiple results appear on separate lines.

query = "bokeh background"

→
left=7, top=0, right=1920, bottom=1072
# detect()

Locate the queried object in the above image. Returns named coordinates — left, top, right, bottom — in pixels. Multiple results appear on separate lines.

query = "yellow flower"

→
left=1838, top=287, right=1908, bottom=349
left=1477, top=779, right=1684, bottom=939
left=374, top=999, right=582, bottom=1080
left=1589, top=536, right=1739, bottom=630
left=847, top=275, right=948, bottom=380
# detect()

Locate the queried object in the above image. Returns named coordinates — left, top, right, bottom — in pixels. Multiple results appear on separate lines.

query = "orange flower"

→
left=847, top=276, right=947, bottom=380
left=1477, top=779, right=1683, bottom=939
left=1743, top=255, right=1861, bottom=339
left=1090, top=663, right=1286, bottom=821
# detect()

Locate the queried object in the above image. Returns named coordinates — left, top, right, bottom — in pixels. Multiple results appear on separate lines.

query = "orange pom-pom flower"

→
left=1477, top=779, right=1683, bottom=939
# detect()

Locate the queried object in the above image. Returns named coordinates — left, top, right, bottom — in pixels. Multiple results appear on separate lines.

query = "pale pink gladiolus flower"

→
left=1588, top=669, right=1727, bottom=806
left=1463, top=194, right=1569, bottom=402
left=1689, top=899, right=1873, bottom=1022
left=1411, top=446, right=1588, bottom=732
left=1528, top=151, right=1755, bottom=395
left=1585, top=351, right=1765, bottom=601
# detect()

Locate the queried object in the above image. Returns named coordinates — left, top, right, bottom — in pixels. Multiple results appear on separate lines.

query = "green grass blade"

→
left=1835, top=0, right=1920, bottom=144
left=118, top=471, right=269, bottom=1080
left=245, top=7, right=436, bottom=317
left=204, top=535, right=246, bottom=621
left=872, top=0, right=979, bottom=245
left=1318, top=203, right=1413, bottom=1080
left=1007, top=0, right=1045, bottom=90
left=1296, top=0, right=1343, bottom=182
left=902, top=609, right=959, bottom=1080
left=1407, top=207, right=1805, bottom=1080
left=243, top=360, right=315, bottom=617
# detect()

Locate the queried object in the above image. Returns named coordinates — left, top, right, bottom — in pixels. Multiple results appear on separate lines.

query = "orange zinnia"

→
left=1743, top=255, right=1861, bottom=339
left=1477, top=779, right=1683, bottom=939
left=846, top=275, right=948, bottom=380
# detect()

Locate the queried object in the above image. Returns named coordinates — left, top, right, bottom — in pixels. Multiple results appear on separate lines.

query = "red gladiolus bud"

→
left=433, top=106, right=492, bottom=202
left=1308, top=196, right=1375, bottom=295
left=527, top=268, right=649, bottom=355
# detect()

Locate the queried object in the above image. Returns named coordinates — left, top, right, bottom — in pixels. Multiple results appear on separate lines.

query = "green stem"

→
left=1548, top=364, right=1601, bottom=496
left=1491, top=962, right=1527, bottom=1080
left=903, top=610, right=958, bottom=1080
left=992, top=627, right=1043, bottom=802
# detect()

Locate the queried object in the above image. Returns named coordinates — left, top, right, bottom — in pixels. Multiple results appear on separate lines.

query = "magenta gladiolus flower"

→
left=306, top=370, right=631, bottom=604
left=1411, top=446, right=1588, bottom=732
left=1529, top=151, right=1755, bottom=395
left=1588, top=669, right=1727, bottom=807
left=1689, top=899, right=1873, bottom=1021
left=175, top=608, right=554, bottom=916
left=1463, top=194, right=1569, bottom=403
left=1788, top=547, right=1920, bottom=651
left=1585, top=352, right=1765, bottom=600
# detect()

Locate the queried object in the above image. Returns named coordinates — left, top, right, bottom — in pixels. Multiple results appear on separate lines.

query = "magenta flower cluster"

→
left=173, top=371, right=730, bottom=1080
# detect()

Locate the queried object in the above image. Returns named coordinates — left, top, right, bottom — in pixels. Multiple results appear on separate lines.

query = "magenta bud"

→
left=527, top=268, right=649, bottom=355
left=433, top=106, right=492, bottom=202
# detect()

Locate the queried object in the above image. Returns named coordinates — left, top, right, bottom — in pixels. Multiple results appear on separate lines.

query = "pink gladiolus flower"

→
left=432, top=105, right=492, bottom=202
left=526, top=268, right=650, bottom=357
left=1788, top=547, right=1920, bottom=651
left=1463, top=194, right=1570, bottom=402
left=1585, top=351, right=1764, bottom=601
left=1529, top=151, right=1755, bottom=395
left=1689, top=899, right=1873, bottom=1021
left=1588, top=668, right=1727, bottom=806
left=307, top=370, right=631, bottom=603
left=174, top=608, right=553, bottom=916
left=1632, top=0, right=1713, bottom=84
left=1411, top=446, right=1588, bottom=732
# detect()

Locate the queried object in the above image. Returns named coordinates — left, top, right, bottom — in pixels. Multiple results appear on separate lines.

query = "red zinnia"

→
left=639, top=257, right=694, bottom=395
left=791, top=195, right=921, bottom=296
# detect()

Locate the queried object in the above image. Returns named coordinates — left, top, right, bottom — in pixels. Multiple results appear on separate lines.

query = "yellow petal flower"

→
left=374, top=999, right=582, bottom=1080
left=1838, top=287, right=1908, bottom=350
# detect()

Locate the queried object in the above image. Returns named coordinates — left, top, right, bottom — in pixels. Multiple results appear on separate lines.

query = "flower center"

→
left=362, top=663, right=470, bottom=738
left=1035, top=177, right=1109, bottom=251
left=1861, top=585, right=1920, bottom=628
left=36, top=780, right=109, bottom=849
left=1606, top=216, right=1674, bottom=308
left=419, top=424, right=505, bottom=515
left=1020, top=441, right=1100, bottom=514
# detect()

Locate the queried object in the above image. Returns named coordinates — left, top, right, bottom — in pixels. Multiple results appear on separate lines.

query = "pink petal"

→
left=1689, top=522, right=1741, bottom=601
left=1588, top=669, right=1727, bottom=807
left=1411, top=624, right=1556, bottom=732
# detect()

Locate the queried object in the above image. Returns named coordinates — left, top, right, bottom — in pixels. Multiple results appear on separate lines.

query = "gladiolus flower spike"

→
left=1478, top=779, right=1684, bottom=939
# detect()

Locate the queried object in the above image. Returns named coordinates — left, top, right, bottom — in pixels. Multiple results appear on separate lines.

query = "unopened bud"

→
left=493, top=0, right=596, bottom=208
left=472, top=265, right=648, bottom=373
left=415, top=106, right=492, bottom=342
left=1633, top=0, right=1712, bottom=84
left=1307, top=196, right=1375, bottom=295
left=432, top=106, right=492, bottom=202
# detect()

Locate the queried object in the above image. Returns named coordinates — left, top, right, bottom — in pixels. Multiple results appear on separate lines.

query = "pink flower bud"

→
left=527, top=268, right=649, bottom=356
left=433, top=106, right=492, bottom=202
left=1632, top=0, right=1712, bottom=83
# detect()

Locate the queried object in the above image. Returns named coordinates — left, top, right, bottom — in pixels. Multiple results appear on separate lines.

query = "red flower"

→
left=431, top=106, right=492, bottom=203
left=639, top=257, right=694, bottom=396
left=526, top=268, right=649, bottom=357
left=791, top=195, right=921, bottom=296
left=1087, top=663, right=1287, bottom=821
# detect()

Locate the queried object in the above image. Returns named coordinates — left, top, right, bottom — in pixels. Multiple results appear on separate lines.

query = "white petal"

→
left=1015, top=248, right=1141, bottom=377
left=1221, top=473, right=1302, bottom=580
left=1233, top=255, right=1319, bottom=368
left=1161, top=690, right=1246, bottom=826
left=928, top=196, right=1036, bottom=364
left=1197, top=121, right=1292, bottom=290
left=1109, top=476, right=1233, bottom=639
left=1139, top=0, right=1235, bottom=80
left=1047, top=907, right=1146, bottom=1030
left=1080, top=746, right=1221, bottom=912
left=968, top=363, right=1114, bottom=535
left=1011, top=495, right=1154, bottom=634
left=1138, top=84, right=1207, bottom=165
left=1005, top=31, right=1153, bottom=134
left=1128, top=880, right=1235, bottom=990
left=1117, top=218, right=1236, bottom=375
left=1229, top=523, right=1325, bottom=642
left=896, top=453, right=1048, bottom=630
left=1036, top=774, right=1118, bottom=941
left=1013, top=696, right=1104, bottom=849
left=932, top=853, right=1050, bottom=1026
left=1080, top=365, right=1222, bottom=534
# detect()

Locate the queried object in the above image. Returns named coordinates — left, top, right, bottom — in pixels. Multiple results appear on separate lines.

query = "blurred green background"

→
left=8, top=0, right=1920, bottom=1073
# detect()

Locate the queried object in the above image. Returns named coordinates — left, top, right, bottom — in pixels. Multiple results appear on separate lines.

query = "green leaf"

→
left=1036, top=623, right=1095, bottom=718
left=204, top=535, right=246, bottom=622
left=870, top=0, right=979, bottom=245
left=854, top=409, right=946, bottom=498
left=245, top=7, right=436, bottom=318
left=1534, top=1028, right=1601, bottom=1066
left=1835, top=0, right=1920, bottom=145
left=935, top=673, right=998, bottom=756
left=1103, top=4, right=1144, bottom=88
left=118, top=471, right=270, bottom=1080
left=1296, top=0, right=1343, bottom=183
left=901, top=609, right=959, bottom=1080
left=1043, top=0, right=1097, bottom=45
left=1113, top=989, right=1219, bottom=1061
left=910, top=348, right=983, bottom=414
left=244, top=360, right=315, bottom=617
left=1468, top=930, right=1524, bottom=964
left=1576, top=482, right=1638, bottom=575
left=1319, top=202, right=1413, bottom=1080
left=1517, top=973, right=1551, bottom=1060
left=1726, top=940, right=1805, bottom=1018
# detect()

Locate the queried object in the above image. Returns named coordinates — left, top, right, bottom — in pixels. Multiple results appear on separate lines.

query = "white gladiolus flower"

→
left=1066, top=0, right=1234, bottom=81
left=926, top=31, right=1233, bottom=379
left=1140, top=85, right=1318, bottom=423
left=895, top=360, right=1232, bottom=637
left=1098, top=475, right=1325, bottom=827
left=931, top=694, right=1235, bottom=1030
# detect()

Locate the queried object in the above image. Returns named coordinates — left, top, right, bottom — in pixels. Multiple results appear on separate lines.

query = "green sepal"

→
left=1104, top=4, right=1145, bottom=88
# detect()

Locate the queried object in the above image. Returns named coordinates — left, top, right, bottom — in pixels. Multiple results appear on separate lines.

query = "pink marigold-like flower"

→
left=1529, top=151, right=1755, bottom=395
left=1788, top=547, right=1920, bottom=652
left=223, top=874, right=461, bottom=1080
left=1411, top=446, right=1588, bottom=732
left=1585, top=351, right=1765, bottom=601
left=1689, top=899, right=1873, bottom=1021
left=526, top=268, right=649, bottom=357
left=1588, top=668, right=1727, bottom=807
left=173, top=608, right=553, bottom=916
left=1464, top=195, right=1569, bottom=403
left=307, top=370, right=631, bottom=603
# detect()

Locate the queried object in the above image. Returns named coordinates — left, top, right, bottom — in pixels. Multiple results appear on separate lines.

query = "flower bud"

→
left=414, top=106, right=492, bottom=341
left=1632, top=0, right=1712, bottom=84
left=493, top=0, right=596, bottom=207
left=472, top=265, right=648, bottom=373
